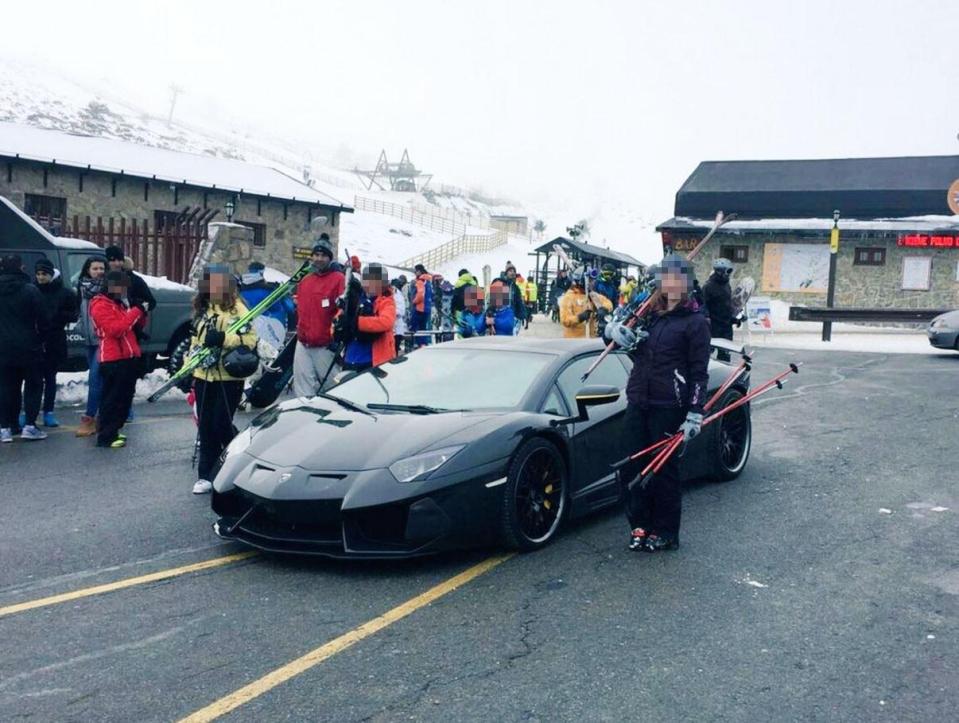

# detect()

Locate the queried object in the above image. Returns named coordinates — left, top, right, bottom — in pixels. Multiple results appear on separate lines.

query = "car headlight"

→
left=389, top=445, right=465, bottom=483
left=224, top=427, right=253, bottom=459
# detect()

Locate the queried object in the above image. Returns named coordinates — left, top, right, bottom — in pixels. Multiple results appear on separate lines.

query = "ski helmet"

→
left=713, top=257, right=734, bottom=275
left=222, top=345, right=259, bottom=378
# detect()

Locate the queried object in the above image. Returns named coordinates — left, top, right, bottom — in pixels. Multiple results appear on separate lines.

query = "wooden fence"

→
left=32, top=213, right=211, bottom=284
left=353, top=195, right=490, bottom=236
left=399, top=230, right=508, bottom=270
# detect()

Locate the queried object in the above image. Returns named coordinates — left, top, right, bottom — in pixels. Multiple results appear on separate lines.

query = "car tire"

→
left=166, top=335, right=195, bottom=393
left=711, top=388, right=752, bottom=482
left=499, top=437, right=569, bottom=552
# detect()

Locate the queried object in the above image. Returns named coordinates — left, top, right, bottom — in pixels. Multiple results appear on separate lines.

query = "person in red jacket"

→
left=344, top=264, right=397, bottom=371
left=89, top=271, right=145, bottom=448
left=293, top=236, right=345, bottom=397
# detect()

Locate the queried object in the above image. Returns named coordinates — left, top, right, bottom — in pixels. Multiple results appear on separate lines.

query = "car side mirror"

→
left=551, top=385, right=620, bottom=426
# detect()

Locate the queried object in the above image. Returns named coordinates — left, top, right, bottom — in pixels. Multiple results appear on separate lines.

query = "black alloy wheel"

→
left=500, top=438, right=568, bottom=551
left=712, top=388, right=752, bottom=481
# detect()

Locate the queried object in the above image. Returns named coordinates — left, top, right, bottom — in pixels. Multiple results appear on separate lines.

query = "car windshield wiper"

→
left=317, top=392, right=374, bottom=416
left=366, top=403, right=466, bottom=415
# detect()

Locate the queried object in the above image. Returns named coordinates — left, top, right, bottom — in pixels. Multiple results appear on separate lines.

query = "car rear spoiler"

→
left=710, top=338, right=749, bottom=358
left=0, top=195, right=57, bottom=250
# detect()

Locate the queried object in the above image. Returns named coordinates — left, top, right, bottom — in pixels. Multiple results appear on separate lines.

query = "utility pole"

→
left=167, top=84, right=184, bottom=127
left=822, top=209, right=840, bottom=342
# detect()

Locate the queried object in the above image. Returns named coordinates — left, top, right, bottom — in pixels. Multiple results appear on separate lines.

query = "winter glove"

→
left=204, top=328, right=226, bottom=348
left=679, top=411, right=703, bottom=442
left=459, top=322, right=474, bottom=338
left=577, top=309, right=592, bottom=322
left=603, top=320, right=649, bottom=351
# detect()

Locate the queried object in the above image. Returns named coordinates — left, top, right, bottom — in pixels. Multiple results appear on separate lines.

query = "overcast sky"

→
left=4, top=0, right=959, bottom=258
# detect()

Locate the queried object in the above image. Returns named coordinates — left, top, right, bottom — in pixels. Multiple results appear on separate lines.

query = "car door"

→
left=553, top=352, right=630, bottom=514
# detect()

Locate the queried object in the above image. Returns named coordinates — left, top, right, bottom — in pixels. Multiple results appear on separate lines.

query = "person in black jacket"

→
left=604, top=255, right=711, bottom=553
left=703, top=258, right=735, bottom=359
left=0, top=254, right=49, bottom=442
left=33, top=257, right=79, bottom=427
left=500, top=263, right=527, bottom=333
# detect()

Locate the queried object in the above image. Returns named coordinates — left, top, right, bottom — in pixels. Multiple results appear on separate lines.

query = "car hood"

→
left=246, top=397, right=499, bottom=471
left=931, top=309, right=959, bottom=327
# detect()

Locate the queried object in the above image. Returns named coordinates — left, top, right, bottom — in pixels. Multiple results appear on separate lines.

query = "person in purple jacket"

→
left=604, top=255, right=711, bottom=553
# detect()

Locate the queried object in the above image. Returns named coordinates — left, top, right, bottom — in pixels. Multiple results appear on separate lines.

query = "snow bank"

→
left=57, top=370, right=186, bottom=407
left=264, top=266, right=290, bottom=283
left=140, top=272, right=193, bottom=292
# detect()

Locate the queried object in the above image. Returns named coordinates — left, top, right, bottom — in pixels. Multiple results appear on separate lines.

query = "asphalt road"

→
left=1, top=347, right=957, bottom=722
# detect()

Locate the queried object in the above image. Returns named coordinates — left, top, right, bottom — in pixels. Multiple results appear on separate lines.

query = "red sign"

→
left=897, top=234, right=958, bottom=248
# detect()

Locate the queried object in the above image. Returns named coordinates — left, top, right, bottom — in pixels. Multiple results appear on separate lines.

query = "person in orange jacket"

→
left=344, top=263, right=397, bottom=371
left=410, top=263, right=433, bottom=346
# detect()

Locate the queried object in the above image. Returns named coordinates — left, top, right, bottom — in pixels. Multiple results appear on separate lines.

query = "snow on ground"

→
left=431, top=239, right=539, bottom=281
left=341, top=210, right=473, bottom=268
left=264, top=266, right=290, bottom=283
left=740, top=329, right=938, bottom=355
left=57, top=370, right=186, bottom=408
left=140, top=272, right=193, bottom=292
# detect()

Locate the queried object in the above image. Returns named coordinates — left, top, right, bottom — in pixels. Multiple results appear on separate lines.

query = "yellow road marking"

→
left=179, top=553, right=514, bottom=723
left=0, top=551, right=258, bottom=619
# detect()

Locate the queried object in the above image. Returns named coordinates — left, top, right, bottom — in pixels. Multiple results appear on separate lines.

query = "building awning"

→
left=534, top=236, right=645, bottom=268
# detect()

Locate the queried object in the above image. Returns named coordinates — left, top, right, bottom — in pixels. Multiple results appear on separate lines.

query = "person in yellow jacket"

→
left=559, top=267, right=613, bottom=338
left=189, top=265, right=258, bottom=494
left=520, top=275, right=539, bottom=329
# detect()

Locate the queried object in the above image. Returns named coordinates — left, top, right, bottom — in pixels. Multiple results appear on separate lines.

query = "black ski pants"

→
left=98, top=358, right=139, bottom=446
left=620, top=404, right=687, bottom=539
left=0, top=364, right=42, bottom=429
left=195, top=378, right=244, bottom=482
left=40, top=355, right=60, bottom=414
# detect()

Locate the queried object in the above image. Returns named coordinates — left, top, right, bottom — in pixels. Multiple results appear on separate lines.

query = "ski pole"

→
left=611, top=358, right=751, bottom=470
left=580, top=211, right=736, bottom=383
left=627, top=363, right=799, bottom=491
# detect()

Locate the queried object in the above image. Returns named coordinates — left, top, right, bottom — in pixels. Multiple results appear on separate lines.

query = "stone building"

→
left=0, top=123, right=352, bottom=275
left=490, top=214, right=529, bottom=236
left=657, top=156, right=959, bottom=309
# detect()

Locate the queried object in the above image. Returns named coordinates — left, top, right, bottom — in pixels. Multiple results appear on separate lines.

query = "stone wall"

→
left=678, top=231, right=959, bottom=309
left=0, top=158, right=342, bottom=275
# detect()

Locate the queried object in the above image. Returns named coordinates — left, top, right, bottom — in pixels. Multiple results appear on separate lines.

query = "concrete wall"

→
left=669, top=231, right=959, bottom=309
left=0, top=158, right=342, bottom=275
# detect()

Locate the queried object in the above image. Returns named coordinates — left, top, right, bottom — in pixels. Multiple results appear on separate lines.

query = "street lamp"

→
left=225, top=197, right=236, bottom=222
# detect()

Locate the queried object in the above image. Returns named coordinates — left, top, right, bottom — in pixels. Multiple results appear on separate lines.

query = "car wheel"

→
left=499, top=437, right=569, bottom=552
left=711, top=388, right=751, bottom=481
left=166, top=335, right=195, bottom=393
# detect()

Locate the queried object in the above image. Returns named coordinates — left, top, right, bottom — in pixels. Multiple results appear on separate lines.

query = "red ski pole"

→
left=611, top=358, right=750, bottom=471
left=627, top=363, right=799, bottom=490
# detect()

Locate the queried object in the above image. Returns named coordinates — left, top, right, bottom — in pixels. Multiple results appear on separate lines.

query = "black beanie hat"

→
left=104, top=245, right=124, bottom=262
left=35, top=257, right=55, bottom=275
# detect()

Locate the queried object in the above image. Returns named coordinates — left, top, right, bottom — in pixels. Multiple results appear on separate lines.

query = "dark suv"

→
left=1, top=195, right=194, bottom=371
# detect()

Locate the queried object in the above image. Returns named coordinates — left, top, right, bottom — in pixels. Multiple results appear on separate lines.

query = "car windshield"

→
left=326, top=348, right=553, bottom=411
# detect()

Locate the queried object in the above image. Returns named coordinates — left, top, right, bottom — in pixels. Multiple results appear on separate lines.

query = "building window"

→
left=24, top=194, right=67, bottom=233
left=901, top=256, right=932, bottom=291
left=720, top=245, right=749, bottom=263
left=238, top=220, right=267, bottom=248
left=853, top=247, right=886, bottom=266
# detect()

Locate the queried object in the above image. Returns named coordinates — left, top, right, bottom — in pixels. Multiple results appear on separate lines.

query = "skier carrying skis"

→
left=558, top=267, right=612, bottom=338
left=703, top=257, right=735, bottom=360
left=292, top=236, right=345, bottom=397
left=189, top=265, right=258, bottom=494
left=603, top=255, right=710, bottom=552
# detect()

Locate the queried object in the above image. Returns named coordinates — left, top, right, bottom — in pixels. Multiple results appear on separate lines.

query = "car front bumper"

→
left=927, top=328, right=959, bottom=349
left=211, top=457, right=508, bottom=558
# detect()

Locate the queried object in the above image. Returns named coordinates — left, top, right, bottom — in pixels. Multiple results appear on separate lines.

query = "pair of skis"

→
left=579, top=210, right=736, bottom=382
left=147, top=260, right=314, bottom=403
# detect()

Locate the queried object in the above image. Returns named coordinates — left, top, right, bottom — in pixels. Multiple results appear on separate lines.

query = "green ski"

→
left=148, top=260, right=313, bottom=402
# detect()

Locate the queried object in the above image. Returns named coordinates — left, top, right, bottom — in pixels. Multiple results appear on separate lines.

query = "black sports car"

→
left=212, top=337, right=751, bottom=557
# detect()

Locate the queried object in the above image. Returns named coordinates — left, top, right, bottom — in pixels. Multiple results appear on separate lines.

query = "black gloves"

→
left=577, top=309, right=592, bottom=322
left=204, top=328, right=226, bottom=348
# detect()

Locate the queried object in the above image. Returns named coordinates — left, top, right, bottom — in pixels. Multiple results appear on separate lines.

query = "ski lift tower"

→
left=354, top=149, right=433, bottom=192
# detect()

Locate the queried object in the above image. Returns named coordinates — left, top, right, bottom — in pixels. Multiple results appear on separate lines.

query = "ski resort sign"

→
left=897, top=234, right=959, bottom=249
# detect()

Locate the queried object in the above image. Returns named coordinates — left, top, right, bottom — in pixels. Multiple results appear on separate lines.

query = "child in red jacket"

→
left=89, top=271, right=145, bottom=448
left=344, top=264, right=397, bottom=371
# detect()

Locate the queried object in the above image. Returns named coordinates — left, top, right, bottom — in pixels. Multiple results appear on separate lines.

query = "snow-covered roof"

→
left=0, top=122, right=352, bottom=210
left=658, top=215, right=959, bottom=234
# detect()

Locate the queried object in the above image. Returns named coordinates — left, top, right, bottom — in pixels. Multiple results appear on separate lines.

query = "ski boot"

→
left=628, top=528, right=648, bottom=551
left=643, top=534, right=680, bottom=552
